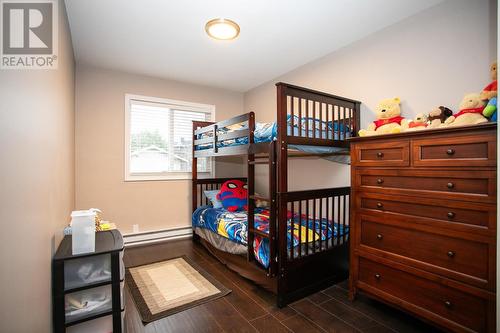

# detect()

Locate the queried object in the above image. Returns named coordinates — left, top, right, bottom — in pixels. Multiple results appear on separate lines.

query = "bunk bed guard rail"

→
left=276, top=82, right=361, bottom=149
left=193, top=113, right=255, bottom=158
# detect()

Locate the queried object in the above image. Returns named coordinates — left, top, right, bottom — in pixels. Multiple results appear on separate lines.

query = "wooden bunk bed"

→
left=192, top=82, right=361, bottom=307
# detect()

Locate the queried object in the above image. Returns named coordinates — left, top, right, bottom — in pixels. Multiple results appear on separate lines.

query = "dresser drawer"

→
left=357, top=257, right=489, bottom=333
left=359, top=219, right=489, bottom=284
left=357, top=169, right=496, bottom=203
left=412, top=133, right=496, bottom=167
left=359, top=192, right=495, bottom=233
left=351, top=140, right=409, bottom=167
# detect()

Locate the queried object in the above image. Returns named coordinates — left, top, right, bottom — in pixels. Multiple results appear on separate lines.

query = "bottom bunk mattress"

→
left=192, top=206, right=349, bottom=269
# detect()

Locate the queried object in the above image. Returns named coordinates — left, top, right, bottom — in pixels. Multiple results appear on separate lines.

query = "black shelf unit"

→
left=52, top=230, right=124, bottom=333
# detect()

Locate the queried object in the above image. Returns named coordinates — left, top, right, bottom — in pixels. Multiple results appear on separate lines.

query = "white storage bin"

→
left=65, top=250, right=125, bottom=290
left=65, top=282, right=124, bottom=324
left=66, top=310, right=125, bottom=333
left=65, top=254, right=111, bottom=290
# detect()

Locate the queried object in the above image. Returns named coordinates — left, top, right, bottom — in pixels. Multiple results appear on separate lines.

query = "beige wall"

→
left=75, top=67, right=244, bottom=234
left=245, top=0, right=497, bottom=192
left=0, top=1, right=75, bottom=332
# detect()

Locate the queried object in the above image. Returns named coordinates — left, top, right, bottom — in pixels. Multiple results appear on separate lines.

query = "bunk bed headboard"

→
left=192, top=113, right=255, bottom=157
left=192, top=120, right=214, bottom=181
left=276, top=82, right=361, bottom=148
left=192, top=120, right=248, bottom=212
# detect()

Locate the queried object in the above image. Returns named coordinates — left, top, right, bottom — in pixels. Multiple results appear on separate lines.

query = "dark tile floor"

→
left=123, top=239, right=443, bottom=333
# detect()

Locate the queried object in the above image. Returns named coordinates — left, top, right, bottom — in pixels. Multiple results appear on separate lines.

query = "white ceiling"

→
left=65, top=0, right=444, bottom=92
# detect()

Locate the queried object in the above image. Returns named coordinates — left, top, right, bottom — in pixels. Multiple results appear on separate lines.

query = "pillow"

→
left=204, top=190, right=223, bottom=208
left=217, top=180, right=248, bottom=212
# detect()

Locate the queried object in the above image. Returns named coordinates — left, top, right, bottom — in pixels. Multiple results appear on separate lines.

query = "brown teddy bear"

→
left=427, top=106, right=453, bottom=128
left=358, top=97, right=408, bottom=136
left=444, top=93, right=488, bottom=127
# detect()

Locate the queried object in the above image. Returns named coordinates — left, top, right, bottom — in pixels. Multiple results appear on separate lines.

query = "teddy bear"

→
left=426, top=106, right=453, bottom=128
left=480, top=62, right=497, bottom=101
left=358, top=97, right=407, bottom=136
left=444, top=93, right=488, bottom=127
left=402, top=113, right=428, bottom=131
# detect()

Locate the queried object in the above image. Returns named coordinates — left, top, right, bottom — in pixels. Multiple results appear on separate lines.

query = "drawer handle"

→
left=446, top=149, right=455, bottom=156
left=376, top=152, right=384, bottom=158
left=447, top=251, right=455, bottom=258
left=374, top=273, right=381, bottom=280
left=447, top=212, right=455, bottom=219
left=444, top=300, right=452, bottom=308
left=376, top=234, right=383, bottom=240
left=376, top=202, right=383, bottom=209
left=376, top=178, right=384, bottom=184
left=447, top=182, right=454, bottom=189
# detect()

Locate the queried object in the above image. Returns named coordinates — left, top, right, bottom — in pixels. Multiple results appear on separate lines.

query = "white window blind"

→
left=125, top=95, right=214, bottom=181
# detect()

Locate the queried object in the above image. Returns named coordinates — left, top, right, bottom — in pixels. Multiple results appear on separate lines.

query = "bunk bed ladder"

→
left=247, top=140, right=278, bottom=277
left=268, top=140, right=278, bottom=277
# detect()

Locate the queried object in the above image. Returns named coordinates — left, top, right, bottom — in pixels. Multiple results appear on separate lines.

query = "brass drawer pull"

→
left=376, top=152, right=384, bottom=158
left=447, top=251, right=455, bottom=258
left=376, top=178, right=384, bottom=184
left=376, top=202, right=383, bottom=209
left=374, top=273, right=381, bottom=280
left=447, top=212, right=455, bottom=219
left=376, top=234, right=383, bottom=240
left=446, top=148, right=455, bottom=156
left=444, top=300, right=452, bottom=308
left=447, top=182, right=454, bottom=189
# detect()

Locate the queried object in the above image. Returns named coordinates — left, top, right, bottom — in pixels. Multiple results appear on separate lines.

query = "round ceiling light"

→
left=205, top=18, right=240, bottom=41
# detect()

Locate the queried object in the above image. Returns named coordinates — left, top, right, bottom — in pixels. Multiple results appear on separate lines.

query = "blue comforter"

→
left=196, top=117, right=351, bottom=150
left=193, top=206, right=349, bottom=268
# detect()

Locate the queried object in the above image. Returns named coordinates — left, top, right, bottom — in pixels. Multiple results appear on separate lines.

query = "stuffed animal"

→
left=217, top=180, right=248, bottom=212
left=483, top=97, right=497, bottom=122
left=403, top=113, right=428, bottom=131
left=444, top=93, right=488, bottom=127
left=358, top=97, right=407, bottom=136
left=480, top=62, right=497, bottom=101
left=426, top=106, right=453, bottom=128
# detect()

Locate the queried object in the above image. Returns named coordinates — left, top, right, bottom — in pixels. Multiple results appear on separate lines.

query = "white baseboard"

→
left=123, top=226, right=192, bottom=247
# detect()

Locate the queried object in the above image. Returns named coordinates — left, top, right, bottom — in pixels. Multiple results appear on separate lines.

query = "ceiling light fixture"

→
left=205, top=18, right=240, bottom=41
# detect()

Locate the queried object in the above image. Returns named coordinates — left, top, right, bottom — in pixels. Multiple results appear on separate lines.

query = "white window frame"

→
left=124, top=94, right=215, bottom=181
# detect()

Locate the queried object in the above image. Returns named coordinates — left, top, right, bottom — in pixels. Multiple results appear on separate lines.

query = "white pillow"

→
left=204, top=190, right=223, bottom=208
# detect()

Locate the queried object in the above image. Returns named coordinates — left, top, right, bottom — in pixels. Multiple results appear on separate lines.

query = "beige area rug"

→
left=126, top=256, right=231, bottom=323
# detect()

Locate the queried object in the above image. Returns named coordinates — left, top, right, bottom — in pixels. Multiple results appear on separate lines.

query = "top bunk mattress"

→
left=196, top=116, right=352, bottom=164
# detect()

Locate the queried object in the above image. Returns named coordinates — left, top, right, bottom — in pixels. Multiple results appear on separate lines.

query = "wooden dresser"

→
left=349, top=123, right=497, bottom=333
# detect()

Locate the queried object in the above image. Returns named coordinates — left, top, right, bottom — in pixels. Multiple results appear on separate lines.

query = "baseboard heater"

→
left=123, top=226, right=192, bottom=247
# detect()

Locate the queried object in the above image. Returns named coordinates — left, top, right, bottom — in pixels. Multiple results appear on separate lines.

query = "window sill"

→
left=124, top=172, right=213, bottom=182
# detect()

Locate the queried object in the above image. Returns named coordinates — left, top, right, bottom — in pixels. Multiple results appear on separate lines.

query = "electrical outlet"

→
left=132, top=224, right=139, bottom=233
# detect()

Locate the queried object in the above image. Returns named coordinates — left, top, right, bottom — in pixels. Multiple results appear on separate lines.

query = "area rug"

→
left=126, top=256, right=231, bottom=323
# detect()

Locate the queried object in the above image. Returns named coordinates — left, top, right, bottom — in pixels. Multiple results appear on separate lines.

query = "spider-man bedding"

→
left=192, top=206, right=349, bottom=268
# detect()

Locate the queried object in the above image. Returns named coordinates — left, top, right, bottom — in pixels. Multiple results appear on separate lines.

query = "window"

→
left=125, top=94, right=214, bottom=181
